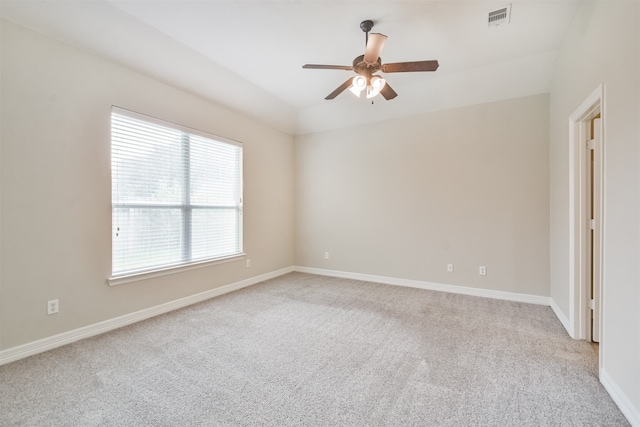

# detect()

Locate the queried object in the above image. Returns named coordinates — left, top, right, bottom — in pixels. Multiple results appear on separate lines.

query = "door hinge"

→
left=589, top=299, right=595, bottom=310
left=589, top=219, right=595, bottom=230
left=587, top=139, right=595, bottom=150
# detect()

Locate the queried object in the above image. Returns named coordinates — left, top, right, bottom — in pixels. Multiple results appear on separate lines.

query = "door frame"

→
left=568, top=84, right=605, bottom=367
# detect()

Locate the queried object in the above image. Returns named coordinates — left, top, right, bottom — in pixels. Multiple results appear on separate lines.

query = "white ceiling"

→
left=1, top=1, right=581, bottom=135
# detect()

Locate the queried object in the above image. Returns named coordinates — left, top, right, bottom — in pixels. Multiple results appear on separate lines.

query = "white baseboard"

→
left=601, top=368, right=640, bottom=426
left=3, top=265, right=636, bottom=427
left=0, top=266, right=294, bottom=366
left=294, top=266, right=550, bottom=306
left=549, top=298, right=573, bottom=337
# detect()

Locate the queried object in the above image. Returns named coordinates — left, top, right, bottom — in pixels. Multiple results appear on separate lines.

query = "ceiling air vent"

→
left=488, top=4, right=511, bottom=27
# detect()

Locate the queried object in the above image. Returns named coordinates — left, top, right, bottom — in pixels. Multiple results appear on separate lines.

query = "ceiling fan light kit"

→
left=303, top=20, right=439, bottom=101
left=348, top=74, right=386, bottom=99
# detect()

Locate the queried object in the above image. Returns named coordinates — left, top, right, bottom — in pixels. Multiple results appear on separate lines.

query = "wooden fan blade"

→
left=363, top=33, right=387, bottom=63
left=380, top=83, right=398, bottom=100
left=382, top=60, right=439, bottom=73
left=303, top=64, right=353, bottom=71
left=325, top=78, right=354, bottom=100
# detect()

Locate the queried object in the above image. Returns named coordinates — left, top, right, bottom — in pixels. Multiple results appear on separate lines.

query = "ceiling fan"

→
left=302, top=20, right=439, bottom=101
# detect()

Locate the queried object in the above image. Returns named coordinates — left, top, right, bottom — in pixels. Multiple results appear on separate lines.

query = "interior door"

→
left=590, top=117, right=602, bottom=343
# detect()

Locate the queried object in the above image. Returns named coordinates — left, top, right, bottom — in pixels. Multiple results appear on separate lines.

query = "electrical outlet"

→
left=246, top=259, right=251, bottom=268
left=324, top=252, right=329, bottom=259
left=47, top=299, right=59, bottom=315
left=479, top=266, right=487, bottom=276
left=447, top=263, right=454, bottom=273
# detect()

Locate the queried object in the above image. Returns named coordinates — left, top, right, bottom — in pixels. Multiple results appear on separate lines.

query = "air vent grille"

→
left=488, top=4, right=511, bottom=26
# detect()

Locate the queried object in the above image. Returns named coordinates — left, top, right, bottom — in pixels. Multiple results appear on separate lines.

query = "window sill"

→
left=107, top=254, right=246, bottom=287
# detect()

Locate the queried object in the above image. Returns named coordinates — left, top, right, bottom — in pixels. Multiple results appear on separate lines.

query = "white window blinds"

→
left=111, top=107, right=243, bottom=277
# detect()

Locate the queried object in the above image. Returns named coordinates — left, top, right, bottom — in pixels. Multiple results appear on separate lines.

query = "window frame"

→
left=108, top=107, right=244, bottom=286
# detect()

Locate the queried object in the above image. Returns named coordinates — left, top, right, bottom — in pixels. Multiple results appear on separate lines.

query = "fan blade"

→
left=380, top=83, right=398, bottom=100
left=325, top=78, right=354, bottom=100
left=382, top=60, right=439, bottom=73
left=303, top=64, right=353, bottom=71
left=363, top=33, right=387, bottom=63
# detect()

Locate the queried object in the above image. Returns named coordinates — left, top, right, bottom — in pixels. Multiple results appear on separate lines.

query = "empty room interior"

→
left=1, top=1, right=639, bottom=425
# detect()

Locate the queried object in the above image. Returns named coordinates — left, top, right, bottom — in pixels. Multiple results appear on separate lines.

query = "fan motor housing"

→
left=352, top=55, right=382, bottom=75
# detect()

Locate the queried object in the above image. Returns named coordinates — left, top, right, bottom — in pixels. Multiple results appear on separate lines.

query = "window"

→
left=111, top=107, right=243, bottom=278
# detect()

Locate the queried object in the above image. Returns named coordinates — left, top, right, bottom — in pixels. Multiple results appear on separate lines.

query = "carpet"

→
left=0, top=272, right=629, bottom=426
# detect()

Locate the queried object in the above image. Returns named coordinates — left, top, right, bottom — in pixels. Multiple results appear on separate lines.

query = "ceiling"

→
left=1, top=1, right=581, bottom=135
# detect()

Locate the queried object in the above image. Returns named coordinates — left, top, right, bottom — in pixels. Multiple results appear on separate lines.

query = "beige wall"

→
left=0, top=21, right=295, bottom=350
left=3, top=6, right=638, bottom=421
left=549, top=1, right=640, bottom=417
left=295, top=94, right=550, bottom=297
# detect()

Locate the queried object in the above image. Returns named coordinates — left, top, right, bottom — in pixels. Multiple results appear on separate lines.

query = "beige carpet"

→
left=0, top=272, right=629, bottom=426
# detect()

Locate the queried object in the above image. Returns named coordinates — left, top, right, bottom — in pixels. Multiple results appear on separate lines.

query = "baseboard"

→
left=294, top=266, right=550, bottom=306
left=5, top=266, right=636, bottom=426
left=549, top=298, right=573, bottom=337
left=601, top=368, right=640, bottom=426
left=0, top=265, right=549, bottom=365
left=0, top=266, right=294, bottom=366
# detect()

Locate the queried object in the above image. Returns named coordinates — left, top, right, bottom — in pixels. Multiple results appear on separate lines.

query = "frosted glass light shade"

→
left=349, top=75, right=367, bottom=97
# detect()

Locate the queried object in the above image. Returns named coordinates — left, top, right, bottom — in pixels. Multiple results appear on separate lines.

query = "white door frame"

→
left=568, top=84, right=605, bottom=364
